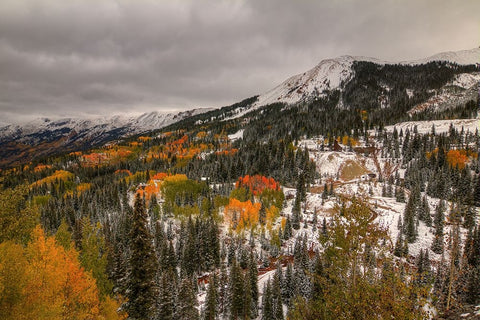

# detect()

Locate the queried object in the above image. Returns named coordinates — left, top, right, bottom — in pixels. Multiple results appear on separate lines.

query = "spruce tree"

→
left=291, top=195, right=301, bottom=230
left=175, top=278, right=199, bottom=320
left=262, top=281, right=274, bottom=320
left=431, top=200, right=445, bottom=254
left=403, top=194, right=417, bottom=243
left=229, top=259, right=245, bottom=320
left=272, top=265, right=284, bottom=320
left=127, top=193, right=159, bottom=320
left=247, top=252, right=259, bottom=318
left=283, top=216, right=293, bottom=240
left=204, top=274, right=218, bottom=320
left=157, top=270, right=176, bottom=320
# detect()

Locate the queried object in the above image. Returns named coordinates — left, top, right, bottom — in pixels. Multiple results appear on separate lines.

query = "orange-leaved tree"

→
left=224, top=198, right=261, bottom=232
left=235, top=175, right=280, bottom=196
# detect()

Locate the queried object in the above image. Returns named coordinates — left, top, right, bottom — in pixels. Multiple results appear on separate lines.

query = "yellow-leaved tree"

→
left=0, top=226, right=125, bottom=320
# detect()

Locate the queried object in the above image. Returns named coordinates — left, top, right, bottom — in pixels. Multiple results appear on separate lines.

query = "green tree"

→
left=126, top=193, right=158, bottom=319
left=79, top=218, right=113, bottom=298
left=204, top=274, right=218, bottom=320
left=229, top=259, right=245, bottom=320
left=175, top=278, right=199, bottom=320
left=289, top=198, right=425, bottom=319
left=0, top=186, right=39, bottom=245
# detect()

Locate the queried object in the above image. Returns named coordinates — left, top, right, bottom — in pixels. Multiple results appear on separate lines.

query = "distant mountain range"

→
left=1, top=47, right=478, bottom=168
left=0, top=108, right=212, bottom=167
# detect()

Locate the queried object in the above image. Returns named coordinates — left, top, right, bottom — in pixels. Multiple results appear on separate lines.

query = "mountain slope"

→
left=406, top=47, right=480, bottom=65
left=0, top=108, right=212, bottom=167
left=1, top=47, right=478, bottom=168
left=252, top=47, right=479, bottom=111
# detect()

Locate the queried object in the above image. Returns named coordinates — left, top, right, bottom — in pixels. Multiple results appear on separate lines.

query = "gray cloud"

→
left=0, top=0, right=478, bottom=124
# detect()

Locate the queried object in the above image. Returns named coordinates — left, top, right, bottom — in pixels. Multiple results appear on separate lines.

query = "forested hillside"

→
left=0, top=58, right=479, bottom=320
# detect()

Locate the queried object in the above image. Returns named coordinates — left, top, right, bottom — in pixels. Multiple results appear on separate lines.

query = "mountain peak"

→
left=252, top=47, right=479, bottom=110
left=405, top=47, right=480, bottom=65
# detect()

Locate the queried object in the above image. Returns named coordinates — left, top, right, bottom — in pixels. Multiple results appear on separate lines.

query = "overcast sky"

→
left=0, top=0, right=478, bottom=124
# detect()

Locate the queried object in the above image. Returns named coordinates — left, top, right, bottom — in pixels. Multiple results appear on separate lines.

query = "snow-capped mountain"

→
left=405, top=47, right=480, bottom=65
left=0, top=108, right=212, bottom=142
left=252, top=47, right=479, bottom=110
left=0, top=108, right=212, bottom=167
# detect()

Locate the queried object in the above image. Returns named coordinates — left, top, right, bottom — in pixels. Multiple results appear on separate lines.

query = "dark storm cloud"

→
left=0, top=0, right=478, bottom=123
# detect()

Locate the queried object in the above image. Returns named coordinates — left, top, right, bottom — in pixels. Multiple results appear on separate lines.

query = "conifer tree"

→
left=421, top=196, right=432, bottom=227
left=262, top=281, right=274, bottom=320
left=218, top=263, right=229, bottom=316
left=247, top=252, right=259, bottom=318
left=291, top=196, right=301, bottom=230
left=204, top=274, right=218, bottom=320
left=403, top=194, right=418, bottom=243
left=175, top=278, right=199, bottom=320
left=272, top=265, right=284, bottom=320
left=283, top=216, right=293, bottom=240
left=126, top=193, right=159, bottom=320
left=229, top=259, right=245, bottom=319
left=431, top=200, right=445, bottom=254
left=157, top=270, right=176, bottom=320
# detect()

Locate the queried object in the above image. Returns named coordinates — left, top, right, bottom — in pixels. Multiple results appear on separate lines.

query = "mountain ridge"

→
left=252, top=47, right=479, bottom=110
left=1, top=47, right=478, bottom=168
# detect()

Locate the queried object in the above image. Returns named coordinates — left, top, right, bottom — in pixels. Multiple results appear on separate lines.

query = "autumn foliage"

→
left=31, top=170, right=74, bottom=187
left=224, top=198, right=261, bottom=232
left=33, top=164, right=52, bottom=173
left=0, top=226, right=125, bottom=319
left=235, top=175, right=281, bottom=196
left=446, top=149, right=471, bottom=170
left=426, top=148, right=476, bottom=170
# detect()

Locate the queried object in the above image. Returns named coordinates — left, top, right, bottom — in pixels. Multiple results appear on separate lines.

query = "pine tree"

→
left=403, top=194, right=418, bottom=243
left=291, top=195, right=301, bottom=230
left=283, top=216, right=293, bottom=240
left=247, top=252, right=259, bottom=318
left=175, top=278, right=199, bottom=320
left=272, top=265, right=284, bottom=320
left=262, top=281, right=274, bottom=320
left=126, top=193, right=159, bottom=320
left=157, top=270, right=176, bottom=320
left=321, top=217, right=328, bottom=240
left=204, top=274, right=218, bottom=320
left=431, top=200, right=445, bottom=254
left=282, top=263, right=295, bottom=304
left=229, top=259, right=245, bottom=320
left=312, top=211, right=318, bottom=233
left=474, top=175, right=480, bottom=207
left=218, top=263, right=229, bottom=316
left=421, top=196, right=432, bottom=227
left=394, top=232, right=404, bottom=258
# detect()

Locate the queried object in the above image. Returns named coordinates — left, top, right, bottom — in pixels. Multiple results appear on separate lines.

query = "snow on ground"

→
left=384, top=118, right=479, bottom=135
left=406, top=89, right=414, bottom=98
left=451, top=73, right=480, bottom=89
left=403, top=47, right=480, bottom=66
left=228, top=129, right=244, bottom=141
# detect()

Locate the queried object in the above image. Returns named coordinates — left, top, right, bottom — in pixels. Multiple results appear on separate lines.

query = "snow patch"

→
left=385, top=119, right=479, bottom=135
left=228, top=129, right=244, bottom=141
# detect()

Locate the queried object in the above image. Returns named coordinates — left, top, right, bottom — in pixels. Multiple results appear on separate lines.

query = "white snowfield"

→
left=451, top=73, right=480, bottom=89
left=384, top=118, right=479, bottom=135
